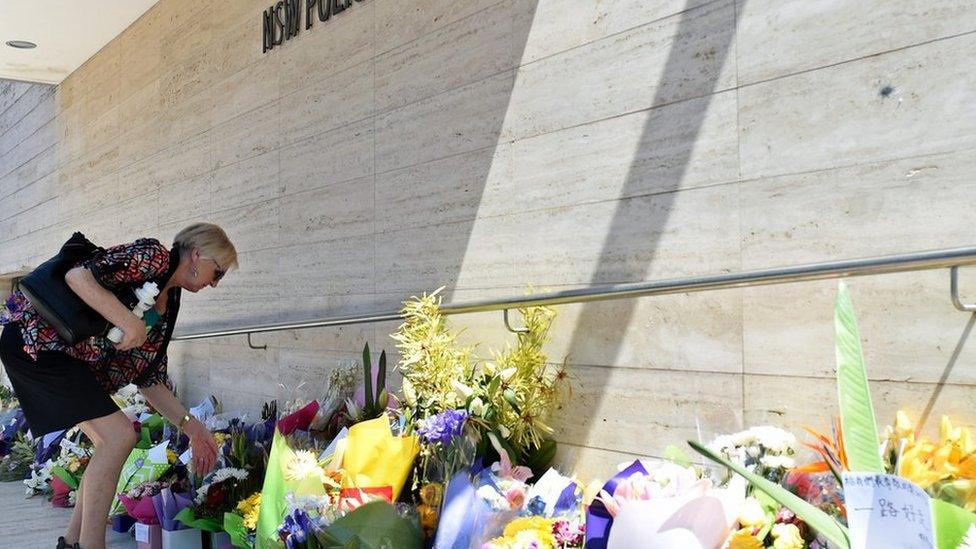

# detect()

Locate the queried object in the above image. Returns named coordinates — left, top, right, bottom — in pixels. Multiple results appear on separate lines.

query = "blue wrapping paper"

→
left=584, top=460, right=648, bottom=549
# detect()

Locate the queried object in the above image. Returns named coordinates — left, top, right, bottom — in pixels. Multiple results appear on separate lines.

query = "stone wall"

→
left=1, top=0, right=975, bottom=474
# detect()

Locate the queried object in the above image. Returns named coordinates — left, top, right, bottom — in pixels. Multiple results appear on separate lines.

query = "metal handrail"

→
left=171, top=246, right=976, bottom=341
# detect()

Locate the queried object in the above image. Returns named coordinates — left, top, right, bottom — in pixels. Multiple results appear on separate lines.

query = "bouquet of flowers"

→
left=415, top=409, right=478, bottom=538
left=0, top=406, right=26, bottom=457
left=0, top=385, right=17, bottom=410
left=224, top=492, right=262, bottom=548
left=487, top=467, right=585, bottom=549
left=707, top=426, right=798, bottom=485
left=256, top=411, right=337, bottom=547
left=338, top=414, right=420, bottom=505
left=109, top=440, right=171, bottom=515
left=307, top=365, right=359, bottom=439
left=689, top=283, right=976, bottom=548
left=276, top=493, right=344, bottom=548
left=24, top=428, right=92, bottom=505
left=113, top=384, right=150, bottom=421
left=175, top=467, right=252, bottom=532
left=884, top=411, right=976, bottom=512
left=586, top=459, right=744, bottom=549
left=393, top=289, right=562, bottom=467
left=118, top=479, right=189, bottom=525
left=0, top=433, right=35, bottom=481
left=433, top=441, right=534, bottom=548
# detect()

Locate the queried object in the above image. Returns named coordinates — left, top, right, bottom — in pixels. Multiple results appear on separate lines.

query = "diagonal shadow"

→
left=917, top=312, right=976, bottom=430
left=557, top=0, right=743, bottom=461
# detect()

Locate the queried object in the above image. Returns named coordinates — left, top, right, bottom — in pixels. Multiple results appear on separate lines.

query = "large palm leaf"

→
left=834, top=282, right=885, bottom=473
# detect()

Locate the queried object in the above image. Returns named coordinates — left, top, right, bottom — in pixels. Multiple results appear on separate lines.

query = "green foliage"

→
left=391, top=288, right=474, bottom=420
left=346, top=343, right=391, bottom=423
left=834, top=282, right=884, bottom=473
left=0, top=434, right=35, bottom=482
left=315, top=501, right=423, bottom=548
left=392, top=288, right=563, bottom=462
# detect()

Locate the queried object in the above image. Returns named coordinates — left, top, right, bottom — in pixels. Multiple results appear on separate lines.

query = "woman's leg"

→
left=64, top=470, right=86, bottom=544
left=76, top=411, right=137, bottom=549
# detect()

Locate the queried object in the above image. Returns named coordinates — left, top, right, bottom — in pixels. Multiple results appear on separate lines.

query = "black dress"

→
left=0, top=239, right=182, bottom=436
left=0, top=325, right=118, bottom=435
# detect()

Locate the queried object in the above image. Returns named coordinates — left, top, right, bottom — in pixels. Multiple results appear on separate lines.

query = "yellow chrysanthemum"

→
left=487, top=529, right=555, bottom=549
left=728, top=528, right=764, bottom=549
left=236, top=493, right=261, bottom=531
left=503, top=516, right=555, bottom=538
left=213, top=433, right=230, bottom=447
left=285, top=450, right=325, bottom=483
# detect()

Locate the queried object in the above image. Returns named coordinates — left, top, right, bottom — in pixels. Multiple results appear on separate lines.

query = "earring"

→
left=190, top=267, right=198, bottom=278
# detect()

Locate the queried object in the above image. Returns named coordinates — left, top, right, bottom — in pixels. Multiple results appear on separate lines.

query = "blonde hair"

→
left=173, top=222, right=239, bottom=271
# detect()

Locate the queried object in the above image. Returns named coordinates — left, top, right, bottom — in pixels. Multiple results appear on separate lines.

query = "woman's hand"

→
left=115, top=314, right=148, bottom=351
left=184, top=418, right=218, bottom=475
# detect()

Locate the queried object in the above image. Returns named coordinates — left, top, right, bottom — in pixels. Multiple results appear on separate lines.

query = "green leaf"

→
left=316, top=501, right=422, bottom=549
left=932, top=498, right=976, bottom=549
left=223, top=512, right=250, bottom=548
left=174, top=507, right=224, bottom=533
left=662, top=444, right=691, bottom=468
left=688, top=440, right=850, bottom=549
left=51, top=465, right=79, bottom=490
left=524, top=439, right=558, bottom=476
left=362, top=343, right=373, bottom=408
left=835, top=282, right=884, bottom=473
left=377, top=350, right=387, bottom=398
left=503, top=388, right=521, bottom=414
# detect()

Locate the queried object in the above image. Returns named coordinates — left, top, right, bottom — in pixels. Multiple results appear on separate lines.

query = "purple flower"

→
left=526, top=495, right=546, bottom=516
left=417, top=410, right=470, bottom=446
left=279, top=509, right=312, bottom=549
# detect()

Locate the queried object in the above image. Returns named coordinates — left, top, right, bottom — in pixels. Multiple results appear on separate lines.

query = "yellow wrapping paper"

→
left=340, top=416, right=419, bottom=501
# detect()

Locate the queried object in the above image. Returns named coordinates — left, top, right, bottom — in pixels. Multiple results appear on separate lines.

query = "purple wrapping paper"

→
left=34, top=430, right=66, bottom=463
left=432, top=471, right=477, bottom=549
left=112, top=514, right=136, bottom=533
left=584, top=460, right=648, bottom=549
left=554, top=482, right=579, bottom=516
left=153, top=488, right=194, bottom=531
left=432, top=468, right=525, bottom=548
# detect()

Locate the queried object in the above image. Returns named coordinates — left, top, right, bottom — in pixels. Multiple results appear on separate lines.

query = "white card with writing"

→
left=134, top=522, right=150, bottom=543
left=843, top=472, right=934, bottom=549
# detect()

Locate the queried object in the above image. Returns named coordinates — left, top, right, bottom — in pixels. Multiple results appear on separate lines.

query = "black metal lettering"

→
left=285, top=0, right=302, bottom=39
left=305, top=0, right=317, bottom=30
left=332, top=0, right=346, bottom=16
left=274, top=1, right=286, bottom=45
left=262, top=6, right=275, bottom=53
left=317, top=0, right=331, bottom=21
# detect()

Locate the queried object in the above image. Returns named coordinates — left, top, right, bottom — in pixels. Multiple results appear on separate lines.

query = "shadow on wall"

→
left=413, top=0, right=746, bottom=465
left=553, top=0, right=742, bottom=462
left=918, top=312, right=976, bottom=430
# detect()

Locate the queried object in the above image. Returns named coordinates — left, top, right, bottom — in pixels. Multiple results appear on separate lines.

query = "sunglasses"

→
left=203, top=257, right=226, bottom=283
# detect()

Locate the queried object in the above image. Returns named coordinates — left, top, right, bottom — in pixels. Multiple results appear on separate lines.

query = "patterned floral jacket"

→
left=1, top=238, right=182, bottom=393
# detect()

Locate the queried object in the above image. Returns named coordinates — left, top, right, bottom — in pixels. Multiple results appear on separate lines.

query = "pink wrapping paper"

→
left=120, top=493, right=161, bottom=525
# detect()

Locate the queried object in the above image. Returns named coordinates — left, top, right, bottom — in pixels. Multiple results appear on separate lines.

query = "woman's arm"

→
left=139, top=383, right=218, bottom=474
left=65, top=266, right=146, bottom=350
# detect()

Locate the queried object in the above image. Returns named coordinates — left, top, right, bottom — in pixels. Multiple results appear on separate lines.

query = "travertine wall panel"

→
left=1, top=0, right=974, bottom=475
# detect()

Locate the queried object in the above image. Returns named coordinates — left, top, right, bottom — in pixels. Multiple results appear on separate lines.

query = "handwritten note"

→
left=843, top=472, right=934, bottom=549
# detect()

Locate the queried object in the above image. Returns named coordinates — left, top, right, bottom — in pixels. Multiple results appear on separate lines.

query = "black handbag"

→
left=18, top=232, right=112, bottom=345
